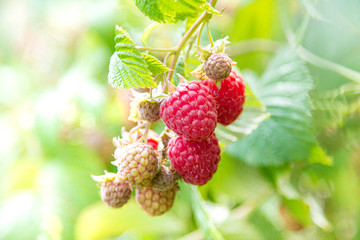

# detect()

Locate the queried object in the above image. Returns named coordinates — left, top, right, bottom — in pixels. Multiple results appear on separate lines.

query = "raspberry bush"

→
left=93, top=0, right=251, bottom=219
left=3, top=0, right=358, bottom=238
left=89, top=0, right=337, bottom=239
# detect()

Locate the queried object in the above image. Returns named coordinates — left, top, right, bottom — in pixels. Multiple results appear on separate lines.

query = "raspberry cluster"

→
left=93, top=128, right=179, bottom=216
left=202, top=70, right=246, bottom=125
left=94, top=50, right=245, bottom=216
left=161, top=56, right=246, bottom=186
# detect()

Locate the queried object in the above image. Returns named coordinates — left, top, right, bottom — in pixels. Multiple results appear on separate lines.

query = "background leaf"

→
left=298, top=0, right=360, bottom=33
left=215, top=85, right=270, bottom=145
left=134, top=0, right=218, bottom=23
left=108, top=26, right=156, bottom=89
left=226, top=48, right=326, bottom=166
left=180, top=182, right=224, bottom=240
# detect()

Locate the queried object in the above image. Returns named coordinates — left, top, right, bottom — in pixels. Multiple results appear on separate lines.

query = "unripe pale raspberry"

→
left=115, top=129, right=160, bottom=149
left=92, top=173, right=132, bottom=208
left=112, top=143, right=160, bottom=186
left=204, top=53, right=232, bottom=81
left=150, top=165, right=177, bottom=191
left=160, top=81, right=217, bottom=142
left=138, top=100, right=161, bottom=123
left=202, top=70, right=246, bottom=125
left=168, top=133, right=221, bottom=186
left=136, top=185, right=178, bottom=216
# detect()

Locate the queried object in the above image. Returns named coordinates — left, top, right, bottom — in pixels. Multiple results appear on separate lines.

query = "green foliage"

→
left=215, top=86, right=270, bottom=144
left=180, top=182, right=224, bottom=240
left=312, top=82, right=360, bottom=128
left=298, top=0, right=360, bottom=32
left=134, top=0, right=219, bottom=23
left=230, top=0, right=282, bottom=73
left=249, top=210, right=284, bottom=240
left=109, top=26, right=156, bottom=89
left=283, top=198, right=311, bottom=225
left=141, top=53, right=170, bottom=76
left=227, top=48, right=327, bottom=166
left=75, top=201, right=186, bottom=239
left=2, top=0, right=360, bottom=239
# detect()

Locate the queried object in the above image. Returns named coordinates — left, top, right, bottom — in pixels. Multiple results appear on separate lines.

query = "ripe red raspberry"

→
left=92, top=173, right=132, bottom=208
left=168, top=133, right=221, bottom=185
left=160, top=81, right=217, bottom=142
left=202, top=70, right=246, bottom=125
left=136, top=185, right=178, bottom=216
left=146, top=138, right=159, bottom=150
left=204, top=53, right=232, bottom=81
left=112, top=143, right=160, bottom=186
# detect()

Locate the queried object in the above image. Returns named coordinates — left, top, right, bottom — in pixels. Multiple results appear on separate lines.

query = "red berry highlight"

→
left=202, top=70, right=246, bottom=125
left=160, top=81, right=217, bottom=142
left=168, top=133, right=221, bottom=186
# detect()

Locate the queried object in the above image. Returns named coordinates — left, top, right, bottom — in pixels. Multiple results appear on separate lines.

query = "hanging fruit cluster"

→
left=93, top=11, right=246, bottom=216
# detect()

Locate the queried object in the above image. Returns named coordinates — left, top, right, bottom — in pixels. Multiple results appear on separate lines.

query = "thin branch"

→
left=136, top=46, right=176, bottom=52
left=197, top=22, right=206, bottom=46
left=206, top=22, right=214, bottom=47
left=297, top=46, right=360, bottom=83
left=166, top=0, right=218, bottom=83
left=166, top=11, right=209, bottom=82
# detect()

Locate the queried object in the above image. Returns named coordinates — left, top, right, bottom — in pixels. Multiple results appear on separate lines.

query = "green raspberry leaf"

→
left=226, top=48, right=330, bottom=166
left=215, top=84, right=270, bottom=145
left=180, top=182, right=225, bottom=240
left=142, top=53, right=171, bottom=76
left=134, top=0, right=219, bottom=23
left=108, top=26, right=156, bottom=89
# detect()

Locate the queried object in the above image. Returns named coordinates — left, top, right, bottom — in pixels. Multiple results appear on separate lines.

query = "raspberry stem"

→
left=197, top=21, right=206, bottom=46
left=135, top=46, right=176, bottom=52
left=138, top=122, right=151, bottom=144
left=165, top=0, right=218, bottom=84
left=206, top=21, right=214, bottom=47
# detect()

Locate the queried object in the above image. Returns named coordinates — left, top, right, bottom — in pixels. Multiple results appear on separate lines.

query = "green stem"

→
left=166, top=0, right=218, bottom=83
left=197, top=21, right=206, bottom=46
left=138, top=122, right=151, bottom=143
left=297, top=46, right=360, bottom=83
left=295, top=12, right=310, bottom=46
left=136, top=46, right=176, bottom=52
left=206, top=22, right=214, bottom=47
left=166, top=11, right=209, bottom=82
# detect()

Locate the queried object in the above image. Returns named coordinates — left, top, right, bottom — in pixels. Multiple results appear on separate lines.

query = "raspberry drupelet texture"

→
left=204, top=53, right=232, bottom=81
left=100, top=177, right=132, bottom=208
left=112, top=143, right=160, bottom=186
left=138, top=100, right=161, bottom=123
left=136, top=185, right=178, bottom=216
left=202, top=70, right=246, bottom=125
left=168, top=133, right=221, bottom=185
left=160, top=81, right=217, bottom=142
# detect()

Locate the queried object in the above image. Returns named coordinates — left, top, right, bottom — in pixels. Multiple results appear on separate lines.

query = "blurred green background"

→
left=1, top=0, right=360, bottom=239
